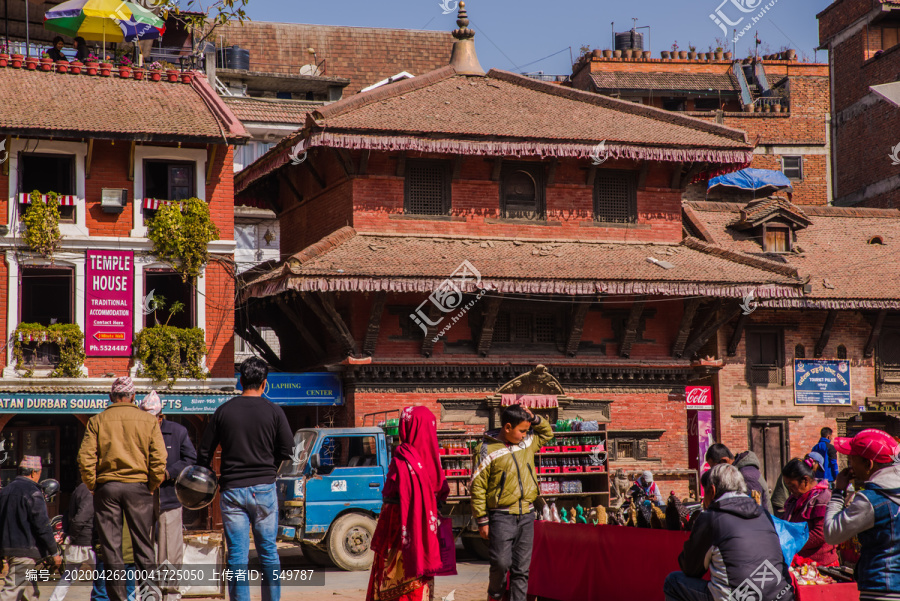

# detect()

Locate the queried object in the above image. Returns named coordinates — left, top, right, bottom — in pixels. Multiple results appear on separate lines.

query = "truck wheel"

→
left=327, top=513, right=377, bottom=571
left=300, top=542, right=333, bottom=567
left=462, top=534, right=491, bottom=561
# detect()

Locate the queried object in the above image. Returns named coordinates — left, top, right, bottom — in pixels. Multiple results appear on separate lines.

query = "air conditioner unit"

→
left=101, top=188, right=127, bottom=214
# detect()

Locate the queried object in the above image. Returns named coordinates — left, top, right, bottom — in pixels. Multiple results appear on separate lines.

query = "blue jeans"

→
left=664, top=572, right=713, bottom=601
left=90, top=561, right=136, bottom=601
left=221, top=483, right=281, bottom=601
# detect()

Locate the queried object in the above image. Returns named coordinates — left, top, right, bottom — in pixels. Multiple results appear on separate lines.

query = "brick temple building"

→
left=0, top=60, right=246, bottom=524
left=818, top=0, right=900, bottom=207
left=570, top=50, right=831, bottom=205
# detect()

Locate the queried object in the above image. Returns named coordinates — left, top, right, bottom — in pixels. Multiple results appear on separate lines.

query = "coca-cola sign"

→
left=685, top=386, right=714, bottom=409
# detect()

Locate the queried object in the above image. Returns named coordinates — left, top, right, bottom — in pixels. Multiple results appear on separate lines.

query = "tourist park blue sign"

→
left=794, top=359, right=852, bottom=406
left=235, top=372, right=343, bottom=406
left=0, top=393, right=230, bottom=414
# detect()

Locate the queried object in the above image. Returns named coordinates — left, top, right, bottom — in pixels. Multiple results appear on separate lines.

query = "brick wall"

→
left=218, top=22, right=455, bottom=95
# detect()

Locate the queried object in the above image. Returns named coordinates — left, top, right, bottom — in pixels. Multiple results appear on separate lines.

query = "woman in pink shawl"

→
left=366, top=406, right=449, bottom=601
left=782, top=456, right=839, bottom=567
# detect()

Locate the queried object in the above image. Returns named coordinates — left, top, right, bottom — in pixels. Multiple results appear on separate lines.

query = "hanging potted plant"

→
left=25, top=55, right=39, bottom=70
left=148, top=61, right=162, bottom=82
left=688, top=44, right=697, bottom=60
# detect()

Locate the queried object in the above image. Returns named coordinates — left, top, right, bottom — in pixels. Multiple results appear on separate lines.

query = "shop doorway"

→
left=749, top=419, right=788, bottom=495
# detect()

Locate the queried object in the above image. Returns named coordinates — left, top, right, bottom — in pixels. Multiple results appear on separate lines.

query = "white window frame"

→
left=782, top=155, right=803, bottom=180
left=6, top=139, right=89, bottom=237
left=3, top=250, right=87, bottom=377
left=132, top=146, right=206, bottom=237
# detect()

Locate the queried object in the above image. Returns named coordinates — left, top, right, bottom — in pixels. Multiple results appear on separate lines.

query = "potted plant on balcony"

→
left=164, top=62, right=178, bottom=82
left=134, top=298, right=207, bottom=384
left=85, top=54, right=100, bottom=76
left=40, top=52, right=53, bottom=71
left=25, top=55, right=39, bottom=70
left=603, top=49, right=612, bottom=58
left=99, top=57, right=113, bottom=77
left=69, top=60, right=83, bottom=75
left=660, top=51, right=670, bottom=59
left=10, top=52, right=23, bottom=68
left=0, top=45, right=9, bottom=67
left=117, top=54, right=132, bottom=78
left=180, top=71, right=194, bottom=84
left=23, top=190, right=62, bottom=259
left=147, top=197, right=220, bottom=282
left=13, top=322, right=86, bottom=378
left=133, top=65, right=145, bottom=80
left=55, top=59, right=69, bottom=74
left=715, top=47, right=725, bottom=60
left=688, top=44, right=697, bottom=60
left=148, top=61, right=162, bottom=82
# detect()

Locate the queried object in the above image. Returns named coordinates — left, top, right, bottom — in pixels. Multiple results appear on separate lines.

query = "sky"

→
left=238, top=0, right=835, bottom=75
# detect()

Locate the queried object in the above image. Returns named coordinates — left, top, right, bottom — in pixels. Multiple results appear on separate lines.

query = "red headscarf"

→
left=376, top=406, right=447, bottom=578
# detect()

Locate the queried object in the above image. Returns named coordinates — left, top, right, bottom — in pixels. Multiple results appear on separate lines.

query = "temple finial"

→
left=448, top=1, right=485, bottom=75
left=453, top=1, right=475, bottom=41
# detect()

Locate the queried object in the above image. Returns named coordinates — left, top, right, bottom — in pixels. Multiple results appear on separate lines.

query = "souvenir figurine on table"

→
left=588, top=508, right=598, bottom=525
left=541, top=503, right=551, bottom=522
left=568, top=508, right=577, bottom=524
left=575, top=504, right=586, bottom=524
left=550, top=503, right=561, bottom=523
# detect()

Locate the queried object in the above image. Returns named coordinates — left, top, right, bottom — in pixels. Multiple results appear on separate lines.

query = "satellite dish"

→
left=299, top=64, right=321, bottom=76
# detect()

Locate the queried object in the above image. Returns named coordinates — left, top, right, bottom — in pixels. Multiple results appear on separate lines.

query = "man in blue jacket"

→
left=141, top=391, right=196, bottom=601
left=811, top=427, right=840, bottom=483
left=0, top=456, right=62, bottom=600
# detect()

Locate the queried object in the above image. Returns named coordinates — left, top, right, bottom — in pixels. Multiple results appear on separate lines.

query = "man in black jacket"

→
left=141, top=391, right=196, bottom=601
left=0, top=455, right=61, bottom=601
left=49, top=480, right=95, bottom=601
left=665, top=464, right=793, bottom=601
left=197, top=357, right=294, bottom=601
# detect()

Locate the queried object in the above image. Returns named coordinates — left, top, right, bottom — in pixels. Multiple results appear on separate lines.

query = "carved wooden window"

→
left=594, top=171, right=637, bottom=224
left=764, top=226, right=791, bottom=253
left=608, top=439, right=650, bottom=461
left=491, top=309, right=562, bottom=347
left=500, top=164, right=545, bottom=220
left=837, top=345, right=848, bottom=359
left=747, top=330, right=784, bottom=386
left=404, top=160, right=450, bottom=216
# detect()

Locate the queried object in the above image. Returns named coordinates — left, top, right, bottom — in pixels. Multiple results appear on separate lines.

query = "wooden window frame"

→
left=594, top=170, right=638, bottom=224
left=143, top=268, right=197, bottom=329
left=142, top=159, right=197, bottom=217
left=500, top=163, right=545, bottom=220
left=782, top=156, right=803, bottom=180
left=404, top=159, right=451, bottom=216
left=763, top=224, right=792, bottom=253
left=746, top=328, right=785, bottom=387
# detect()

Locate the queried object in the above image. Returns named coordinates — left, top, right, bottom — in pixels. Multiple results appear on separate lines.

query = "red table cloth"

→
left=795, top=583, right=859, bottom=601
left=527, top=522, right=690, bottom=601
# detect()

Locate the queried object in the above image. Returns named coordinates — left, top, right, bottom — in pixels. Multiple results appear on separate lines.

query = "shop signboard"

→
left=685, top=386, right=714, bottom=409
left=234, top=372, right=343, bottom=406
left=85, top=250, right=134, bottom=357
left=794, top=359, right=852, bottom=406
left=0, top=393, right=230, bottom=414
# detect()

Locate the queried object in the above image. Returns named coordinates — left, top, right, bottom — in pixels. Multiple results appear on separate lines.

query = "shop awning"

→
left=18, top=194, right=77, bottom=205
left=0, top=391, right=231, bottom=414
left=707, top=168, right=793, bottom=193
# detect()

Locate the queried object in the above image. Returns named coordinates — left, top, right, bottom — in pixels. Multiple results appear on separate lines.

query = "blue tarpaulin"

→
left=708, top=168, right=793, bottom=192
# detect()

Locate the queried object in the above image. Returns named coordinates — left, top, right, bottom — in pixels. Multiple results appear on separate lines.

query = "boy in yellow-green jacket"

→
left=470, top=404, right=553, bottom=601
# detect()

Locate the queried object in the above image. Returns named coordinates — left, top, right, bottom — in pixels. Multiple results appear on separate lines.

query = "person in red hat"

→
left=823, top=428, right=900, bottom=599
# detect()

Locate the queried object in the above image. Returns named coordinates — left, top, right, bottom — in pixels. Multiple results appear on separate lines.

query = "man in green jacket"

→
left=471, top=404, right=553, bottom=601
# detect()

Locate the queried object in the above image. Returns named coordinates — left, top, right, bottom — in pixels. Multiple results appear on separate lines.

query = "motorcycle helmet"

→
left=39, top=479, right=60, bottom=502
left=175, top=465, right=219, bottom=510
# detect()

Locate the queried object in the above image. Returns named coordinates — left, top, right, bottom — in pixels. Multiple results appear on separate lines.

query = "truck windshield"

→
left=277, top=431, right=317, bottom=476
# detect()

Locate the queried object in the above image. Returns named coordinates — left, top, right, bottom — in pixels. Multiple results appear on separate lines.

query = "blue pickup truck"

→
left=275, top=427, right=390, bottom=571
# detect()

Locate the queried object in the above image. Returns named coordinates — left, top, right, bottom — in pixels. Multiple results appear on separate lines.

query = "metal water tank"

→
left=615, top=31, right=644, bottom=51
left=218, top=45, right=250, bottom=70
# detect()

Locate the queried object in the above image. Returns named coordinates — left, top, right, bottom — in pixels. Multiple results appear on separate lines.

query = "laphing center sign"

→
left=85, top=250, right=134, bottom=357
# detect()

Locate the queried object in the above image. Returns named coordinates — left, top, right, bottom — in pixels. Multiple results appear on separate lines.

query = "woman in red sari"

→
left=367, top=406, right=449, bottom=601
left=782, top=456, right=839, bottom=567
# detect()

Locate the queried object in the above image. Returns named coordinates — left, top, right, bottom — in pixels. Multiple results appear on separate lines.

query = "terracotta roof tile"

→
left=686, top=200, right=900, bottom=307
left=242, top=227, right=802, bottom=301
left=590, top=71, right=740, bottom=92
left=0, top=67, right=248, bottom=142
left=217, top=22, right=454, bottom=95
left=223, top=97, right=323, bottom=125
